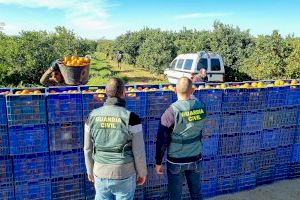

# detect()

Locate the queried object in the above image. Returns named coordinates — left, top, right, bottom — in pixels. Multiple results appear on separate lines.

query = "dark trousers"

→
left=167, top=160, right=202, bottom=200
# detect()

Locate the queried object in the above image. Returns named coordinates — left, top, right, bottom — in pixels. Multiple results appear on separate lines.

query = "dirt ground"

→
left=209, top=178, right=300, bottom=200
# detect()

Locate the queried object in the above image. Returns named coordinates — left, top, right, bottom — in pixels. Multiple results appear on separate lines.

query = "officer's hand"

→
left=155, top=165, right=163, bottom=175
left=87, top=174, right=94, bottom=183
left=136, top=176, right=146, bottom=185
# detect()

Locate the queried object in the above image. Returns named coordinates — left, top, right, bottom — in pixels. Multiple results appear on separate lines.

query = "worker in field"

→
left=40, top=59, right=66, bottom=86
left=84, top=77, right=147, bottom=200
left=116, top=50, right=123, bottom=69
left=155, top=77, right=206, bottom=200
left=193, top=68, right=208, bottom=83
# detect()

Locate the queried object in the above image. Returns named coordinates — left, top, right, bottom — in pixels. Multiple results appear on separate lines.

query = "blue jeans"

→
left=94, top=174, right=136, bottom=200
left=167, top=161, right=202, bottom=200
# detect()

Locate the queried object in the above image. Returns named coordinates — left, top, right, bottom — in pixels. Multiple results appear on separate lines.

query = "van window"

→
left=176, top=59, right=184, bottom=69
left=211, top=58, right=221, bottom=71
left=183, top=59, right=193, bottom=70
left=197, top=58, right=208, bottom=71
left=170, top=59, right=177, bottom=68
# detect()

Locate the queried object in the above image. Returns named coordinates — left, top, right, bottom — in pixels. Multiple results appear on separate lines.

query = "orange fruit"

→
left=84, top=57, right=90, bottom=63
left=64, top=56, right=71, bottom=63
left=21, top=89, right=30, bottom=95
left=71, top=55, right=78, bottom=60
left=15, top=91, right=22, bottom=95
left=71, top=60, right=77, bottom=66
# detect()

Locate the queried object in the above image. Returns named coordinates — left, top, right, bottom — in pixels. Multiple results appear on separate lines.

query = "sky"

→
left=0, top=0, right=300, bottom=39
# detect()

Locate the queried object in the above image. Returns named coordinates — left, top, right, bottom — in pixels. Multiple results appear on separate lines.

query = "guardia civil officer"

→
left=84, top=77, right=147, bottom=200
left=155, top=77, right=206, bottom=200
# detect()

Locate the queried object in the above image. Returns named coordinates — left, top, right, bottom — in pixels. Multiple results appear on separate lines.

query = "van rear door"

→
left=208, top=58, right=224, bottom=82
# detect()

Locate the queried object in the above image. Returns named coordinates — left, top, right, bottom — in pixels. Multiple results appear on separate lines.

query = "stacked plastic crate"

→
left=215, top=87, right=245, bottom=195
left=258, top=86, right=286, bottom=185
left=238, top=87, right=265, bottom=191
left=6, top=88, right=50, bottom=199
left=137, top=84, right=172, bottom=199
left=0, top=88, right=14, bottom=200
left=195, top=86, right=222, bottom=197
left=47, top=86, right=85, bottom=200
left=289, top=84, right=300, bottom=179
left=80, top=85, right=107, bottom=199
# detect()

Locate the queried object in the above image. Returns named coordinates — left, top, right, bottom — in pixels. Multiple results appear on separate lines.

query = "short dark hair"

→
left=105, top=77, right=125, bottom=98
left=176, top=77, right=193, bottom=94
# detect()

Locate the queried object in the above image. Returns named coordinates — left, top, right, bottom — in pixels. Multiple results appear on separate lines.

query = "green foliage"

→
left=136, top=31, right=176, bottom=73
left=285, top=38, right=300, bottom=78
left=240, top=31, right=293, bottom=80
left=0, top=26, right=97, bottom=86
left=109, top=22, right=300, bottom=81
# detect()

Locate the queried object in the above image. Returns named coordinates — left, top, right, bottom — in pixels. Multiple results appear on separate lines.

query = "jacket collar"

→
left=104, top=97, right=126, bottom=107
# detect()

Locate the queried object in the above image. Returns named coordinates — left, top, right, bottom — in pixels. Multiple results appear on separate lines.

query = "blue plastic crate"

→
left=50, top=149, right=85, bottom=177
left=261, top=129, right=280, bottom=150
left=220, top=112, right=242, bottom=134
left=295, top=126, right=300, bottom=144
left=160, top=83, right=177, bottom=103
left=241, top=111, right=263, bottom=133
left=6, top=89, right=47, bottom=126
left=201, top=156, right=218, bottom=179
left=80, top=85, right=106, bottom=120
left=197, top=89, right=222, bottom=114
left=15, top=179, right=51, bottom=200
left=201, top=177, right=217, bottom=198
left=286, top=85, right=300, bottom=106
left=218, top=133, right=240, bottom=155
left=289, top=162, right=300, bottom=179
left=145, top=141, right=158, bottom=165
left=217, top=154, right=239, bottom=177
left=0, top=183, right=14, bottom=200
left=125, top=91, right=146, bottom=118
left=202, top=134, right=219, bottom=156
left=47, top=86, right=82, bottom=123
left=239, top=152, right=259, bottom=173
left=13, top=152, right=50, bottom=181
left=263, top=108, right=284, bottom=129
left=266, top=86, right=288, bottom=108
left=217, top=154, right=240, bottom=177
left=274, top=163, right=290, bottom=181
left=203, top=114, right=221, bottom=137
left=281, top=107, right=298, bottom=126
left=222, top=88, right=247, bottom=112
left=243, top=88, right=266, bottom=111
left=144, top=118, right=159, bottom=142
left=237, top=172, right=256, bottom=191
left=259, top=149, right=276, bottom=170
left=85, top=175, right=95, bottom=200
left=145, top=164, right=168, bottom=187
left=240, top=131, right=261, bottom=154
left=146, top=90, right=173, bottom=118
left=279, top=126, right=296, bottom=146
left=135, top=84, right=160, bottom=90
left=292, top=144, right=300, bottom=162
left=0, top=88, right=10, bottom=125
left=0, top=155, right=13, bottom=183
left=144, top=184, right=168, bottom=200
left=217, top=175, right=238, bottom=195
left=9, top=124, right=49, bottom=155
left=276, top=146, right=292, bottom=165
left=48, top=122, right=83, bottom=151
left=0, top=125, right=9, bottom=155
left=51, top=174, right=85, bottom=200
left=257, top=167, right=275, bottom=185
left=134, top=185, right=144, bottom=200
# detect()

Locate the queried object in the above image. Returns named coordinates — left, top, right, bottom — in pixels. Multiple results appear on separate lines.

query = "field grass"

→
left=87, top=52, right=167, bottom=85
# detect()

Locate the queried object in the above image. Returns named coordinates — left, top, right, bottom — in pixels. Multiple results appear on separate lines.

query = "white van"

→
left=164, top=51, right=225, bottom=83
